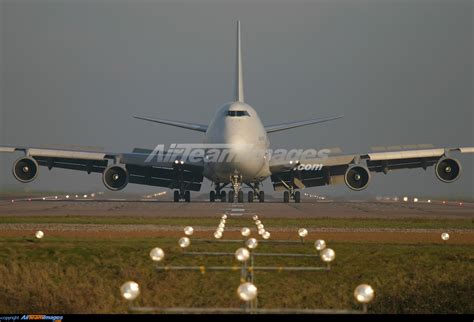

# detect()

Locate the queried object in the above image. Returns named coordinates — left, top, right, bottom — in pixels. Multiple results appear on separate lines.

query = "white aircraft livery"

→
left=1, top=22, right=473, bottom=203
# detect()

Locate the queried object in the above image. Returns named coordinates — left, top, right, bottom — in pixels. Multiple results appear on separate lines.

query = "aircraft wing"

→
left=269, top=146, right=474, bottom=191
left=264, top=115, right=343, bottom=133
left=133, top=115, right=208, bottom=132
left=0, top=146, right=204, bottom=191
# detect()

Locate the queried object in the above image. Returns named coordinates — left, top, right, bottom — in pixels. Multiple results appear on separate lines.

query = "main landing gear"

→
left=173, top=190, right=191, bottom=202
left=283, top=190, right=300, bottom=203
left=210, top=175, right=265, bottom=203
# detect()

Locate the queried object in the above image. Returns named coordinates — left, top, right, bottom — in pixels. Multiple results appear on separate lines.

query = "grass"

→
left=0, top=236, right=472, bottom=314
left=0, top=216, right=472, bottom=230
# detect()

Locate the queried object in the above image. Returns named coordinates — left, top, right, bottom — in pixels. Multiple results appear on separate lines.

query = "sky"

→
left=0, top=0, right=472, bottom=198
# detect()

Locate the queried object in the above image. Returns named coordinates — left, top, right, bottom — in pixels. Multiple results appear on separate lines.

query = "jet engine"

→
left=12, top=157, right=39, bottom=183
left=435, top=158, right=461, bottom=183
left=102, top=165, right=129, bottom=191
left=344, top=165, right=371, bottom=191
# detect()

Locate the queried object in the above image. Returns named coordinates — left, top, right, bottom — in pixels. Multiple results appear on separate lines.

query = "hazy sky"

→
left=0, top=0, right=472, bottom=198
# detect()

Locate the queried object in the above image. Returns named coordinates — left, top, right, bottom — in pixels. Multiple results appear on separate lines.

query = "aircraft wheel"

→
left=238, top=191, right=244, bottom=203
left=283, top=191, right=289, bottom=203
left=248, top=191, right=254, bottom=202
left=294, top=191, right=301, bottom=203
left=220, top=191, right=226, bottom=202
left=174, top=190, right=180, bottom=202
left=184, top=191, right=191, bottom=202
left=259, top=191, right=265, bottom=203
left=210, top=190, right=215, bottom=202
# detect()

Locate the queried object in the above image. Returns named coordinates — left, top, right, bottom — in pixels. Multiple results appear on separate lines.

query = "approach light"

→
left=178, top=237, right=190, bottom=248
left=217, top=227, right=224, bottom=233
left=314, top=239, right=326, bottom=251
left=354, top=284, right=375, bottom=304
left=298, top=228, right=308, bottom=238
left=149, top=247, right=165, bottom=262
left=184, top=226, right=194, bottom=236
left=427, top=200, right=431, bottom=203
left=180, top=160, right=184, bottom=165
left=262, top=231, right=270, bottom=239
left=214, top=231, right=222, bottom=239
left=222, top=214, right=228, bottom=220
left=241, top=227, right=251, bottom=237
left=235, top=247, right=250, bottom=262
left=120, top=281, right=140, bottom=301
left=35, top=230, right=44, bottom=239
left=257, top=224, right=264, bottom=230
left=413, top=198, right=418, bottom=203
left=218, top=223, right=225, bottom=229
left=246, top=238, right=258, bottom=249
left=66, top=195, right=70, bottom=199
left=441, top=233, right=450, bottom=241
left=403, top=196, right=408, bottom=202
left=320, top=248, right=335, bottom=262
left=258, top=228, right=265, bottom=235
left=255, top=220, right=261, bottom=225
left=237, top=282, right=258, bottom=301
left=252, top=215, right=259, bottom=221
left=174, top=160, right=179, bottom=164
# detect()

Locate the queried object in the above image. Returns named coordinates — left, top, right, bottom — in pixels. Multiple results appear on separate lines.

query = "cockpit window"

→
left=227, top=110, right=250, bottom=117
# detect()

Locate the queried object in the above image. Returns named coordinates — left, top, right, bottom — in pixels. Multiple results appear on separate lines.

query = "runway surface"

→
left=0, top=198, right=472, bottom=244
left=0, top=198, right=472, bottom=218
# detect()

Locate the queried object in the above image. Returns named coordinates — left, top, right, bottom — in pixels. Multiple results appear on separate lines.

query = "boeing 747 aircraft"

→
left=1, top=22, right=473, bottom=203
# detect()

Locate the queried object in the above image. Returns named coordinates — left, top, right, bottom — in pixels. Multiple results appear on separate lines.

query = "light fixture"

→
left=214, top=231, right=222, bottom=239
left=149, top=247, right=165, bottom=262
left=178, top=237, right=190, bottom=248
left=298, top=228, right=308, bottom=238
left=413, top=198, right=418, bottom=203
left=237, top=282, right=258, bottom=301
left=314, top=239, right=326, bottom=251
left=403, top=196, right=408, bottom=202
left=120, top=281, right=140, bottom=301
left=35, top=231, right=44, bottom=239
left=258, top=228, right=265, bottom=235
left=252, top=215, right=259, bottom=221
left=235, top=248, right=250, bottom=262
left=354, top=284, right=375, bottom=304
left=184, top=226, right=194, bottom=236
left=255, top=220, right=261, bottom=225
left=262, top=231, right=270, bottom=239
left=241, top=227, right=251, bottom=237
left=245, top=238, right=258, bottom=249
left=320, top=248, right=335, bottom=262
left=257, top=224, right=264, bottom=230
left=222, top=214, right=228, bottom=220
left=441, top=232, right=450, bottom=241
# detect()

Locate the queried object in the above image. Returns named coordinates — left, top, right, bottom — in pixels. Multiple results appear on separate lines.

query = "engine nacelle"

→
left=102, top=165, right=129, bottom=191
left=435, top=158, right=461, bottom=183
left=344, top=165, right=371, bottom=191
left=12, top=157, right=39, bottom=183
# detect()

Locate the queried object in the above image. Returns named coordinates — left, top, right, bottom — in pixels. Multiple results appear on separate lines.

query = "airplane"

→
left=1, top=21, right=473, bottom=203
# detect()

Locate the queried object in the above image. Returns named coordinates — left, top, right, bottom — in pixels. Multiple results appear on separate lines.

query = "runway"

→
left=0, top=198, right=472, bottom=244
left=0, top=198, right=472, bottom=219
